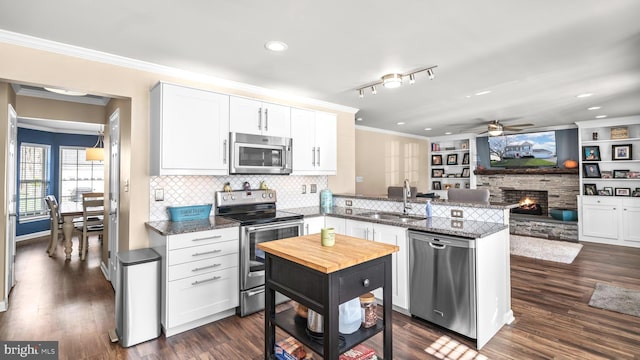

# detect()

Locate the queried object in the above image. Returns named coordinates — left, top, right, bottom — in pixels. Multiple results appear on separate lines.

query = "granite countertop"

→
left=283, top=206, right=508, bottom=239
left=332, top=193, right=518, bottom=210
left=145, top=216, right=239, bottom=236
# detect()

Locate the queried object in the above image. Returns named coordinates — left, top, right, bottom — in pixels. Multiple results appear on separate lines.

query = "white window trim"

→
left=18, top=142, right=50, bottom=222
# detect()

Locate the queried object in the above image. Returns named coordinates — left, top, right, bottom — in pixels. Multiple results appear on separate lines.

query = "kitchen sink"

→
left=359, top=212, right=426, bottom=223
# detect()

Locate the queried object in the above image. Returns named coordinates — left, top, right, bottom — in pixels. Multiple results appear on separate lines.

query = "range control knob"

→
left=222, top=195, right=228, bottom=201
left=231, top=195, right=236, bottom=200
left=269, top=193, right=274, bottom=198
left=262, top=193, right=267, bottom=198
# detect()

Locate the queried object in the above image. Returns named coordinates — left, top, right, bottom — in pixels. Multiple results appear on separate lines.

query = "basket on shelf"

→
left=167, top=204, right=212, bottom=221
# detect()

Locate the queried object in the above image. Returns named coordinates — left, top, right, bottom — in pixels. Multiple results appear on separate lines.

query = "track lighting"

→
left=355, top=65, right=437, bottom=97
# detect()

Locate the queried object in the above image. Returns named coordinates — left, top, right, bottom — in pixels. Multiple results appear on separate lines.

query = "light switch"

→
left=310, top=184, right=317, bottom=193
left=155, top=189, right=164, bottom=201
left=302, top=185, right=307, bottom=194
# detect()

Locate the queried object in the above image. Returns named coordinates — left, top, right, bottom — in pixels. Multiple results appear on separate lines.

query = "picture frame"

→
left=462, top=153, right=470, bottom=165
left=582, top=145, right=601, bottom=161
left=444, top=183, right=452, bottom=190
left=601, top=171, right=612, bottom=179
left=461, top=142, right=468, bottom=150
left=603, top=186, right=614, bottom=196
left=462, top=167, right=470, bottom=177
left=613, top=169, right=629, bottom=179
left=615, top=187, right=631, bottom=196
left=632, top=188, right=640, bottom=197
left=598, top=190, right=608, bottom=196
left=583, top=163, right=601, bottom=178
left=583, top=183, right=597, bottom=196
left=432, top=181, right=442, bottom=190
left=612, top=144, right=632, bottom=160
left=447, top=154, right=458, bottom=165
left=431, top=154, right=442, bottom=165
left=432, top=169, right=444, bottom=178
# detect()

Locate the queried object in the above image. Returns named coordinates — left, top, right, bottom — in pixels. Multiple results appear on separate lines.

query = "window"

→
left=59, top=147, right=104, bottom=206
left=19, top=143, right=50, bottom=221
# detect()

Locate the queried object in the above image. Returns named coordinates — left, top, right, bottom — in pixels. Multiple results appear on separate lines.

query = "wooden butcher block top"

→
left=258, top=233, right=399, bottom=274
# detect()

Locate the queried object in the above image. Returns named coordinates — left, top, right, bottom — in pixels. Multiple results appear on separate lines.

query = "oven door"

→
left=230, top=132, right=292, bottom=174
left=240, top=219, right=303, bottom=291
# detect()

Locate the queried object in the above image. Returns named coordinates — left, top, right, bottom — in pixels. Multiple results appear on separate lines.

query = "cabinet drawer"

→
left=168, top=227, right=238, bottom=250
left=168, top=239, right=237, bottom=266
left=167, top=267, right=239, bottom=327
left=338, top=261, right=385, bottom=303
left=582, top=196, right=618, bottom=206
left=168, top=253, right=238, bottom=282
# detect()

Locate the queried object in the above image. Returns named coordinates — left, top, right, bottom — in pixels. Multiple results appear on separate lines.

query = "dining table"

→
left=59, top=202, right=84, bottom=260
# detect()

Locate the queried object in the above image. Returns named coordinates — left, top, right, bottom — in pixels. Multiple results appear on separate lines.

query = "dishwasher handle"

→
left=429, top=242, right=447, bottom=249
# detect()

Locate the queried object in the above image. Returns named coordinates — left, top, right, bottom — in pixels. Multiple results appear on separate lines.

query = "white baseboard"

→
left=17, top=231, right=49, bottom=242
left=100, top=262, right=110, bottom=280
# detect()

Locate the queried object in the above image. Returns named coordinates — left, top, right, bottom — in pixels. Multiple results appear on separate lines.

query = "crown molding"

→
left=0, top=29, right=359, bottom=114
left=355, top=125, right=429, bottom=140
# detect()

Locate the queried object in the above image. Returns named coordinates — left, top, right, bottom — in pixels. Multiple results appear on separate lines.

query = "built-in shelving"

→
left=429, top=134, right=476, bottom=199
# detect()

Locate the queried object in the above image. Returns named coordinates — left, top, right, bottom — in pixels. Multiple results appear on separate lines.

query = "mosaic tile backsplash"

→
left=149, top=175, right=328, bottom=221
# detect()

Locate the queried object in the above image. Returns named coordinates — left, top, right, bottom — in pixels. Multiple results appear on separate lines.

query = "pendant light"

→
left=86, top=128, right=105, bottom=161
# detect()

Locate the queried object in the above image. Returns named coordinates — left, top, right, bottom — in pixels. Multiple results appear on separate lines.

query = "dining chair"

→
left=44, top=195, right=63, bottom=256
left=76, top=192, right=105, bottom=261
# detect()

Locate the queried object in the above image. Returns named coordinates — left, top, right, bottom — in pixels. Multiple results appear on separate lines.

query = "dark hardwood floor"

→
left=1, top=236, right=639, bottom=359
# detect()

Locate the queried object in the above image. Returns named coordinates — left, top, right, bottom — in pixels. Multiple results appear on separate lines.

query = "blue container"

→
left=320, top=189, right=333, bottom=210
left=549, top=208, right=577, bottom=221
left=167, top=204, right=212, bottom=221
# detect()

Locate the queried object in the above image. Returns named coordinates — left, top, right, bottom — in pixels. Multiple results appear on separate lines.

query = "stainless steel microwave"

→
left=229, top=132, right=293, bottom=175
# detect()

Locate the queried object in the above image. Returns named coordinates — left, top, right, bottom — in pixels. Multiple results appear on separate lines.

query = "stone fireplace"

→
left=503, top=189, right=548, bottom=216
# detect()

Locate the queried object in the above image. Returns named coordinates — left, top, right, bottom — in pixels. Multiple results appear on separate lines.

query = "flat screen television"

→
left=488, top=130, right=557, bottom=167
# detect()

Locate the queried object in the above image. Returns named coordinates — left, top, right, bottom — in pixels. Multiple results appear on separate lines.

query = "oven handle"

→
left=245, top=220, right=304, bottom=232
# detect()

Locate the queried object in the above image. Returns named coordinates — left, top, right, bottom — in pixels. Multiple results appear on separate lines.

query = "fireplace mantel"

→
left=474, top=168, right=578, bottom=175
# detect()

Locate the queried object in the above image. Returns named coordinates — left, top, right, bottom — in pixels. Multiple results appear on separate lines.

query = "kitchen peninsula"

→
left=258, top=234, right=398, bottom=360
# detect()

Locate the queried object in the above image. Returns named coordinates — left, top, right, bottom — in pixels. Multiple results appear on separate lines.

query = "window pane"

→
left=59, top=147, right=104, bottom=206
left=19, top=143, right=49, bottom=219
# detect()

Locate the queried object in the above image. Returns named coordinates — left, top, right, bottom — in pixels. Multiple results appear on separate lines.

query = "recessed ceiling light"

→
left=397, top=122, right=405, bottom=125
left=595, top=115, right=607, bottom=119
left=424, top=128, right=432, bottom=131
left=264, top=41, right=288, bottom=52
left=465, top=95, right=472, bottom=98
left=356, top=117, right=363, bottom=121
left=475, top=90, right=492, bottom=96
left=587, top=106, right=601, bottom=110
left=44, top=87, right=87, bottom=96
left=577, top=93, right=593, bottom=98
left=444, top=132, right=452, bottom=135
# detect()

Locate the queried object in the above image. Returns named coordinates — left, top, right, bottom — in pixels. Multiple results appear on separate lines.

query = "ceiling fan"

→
left=483, top=120, right=534, bottom=136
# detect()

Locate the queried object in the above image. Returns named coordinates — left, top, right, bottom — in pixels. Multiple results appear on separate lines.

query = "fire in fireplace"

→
left=512, top=196, right=543, bottom=215
left=502, top=189, right=549, bottom=216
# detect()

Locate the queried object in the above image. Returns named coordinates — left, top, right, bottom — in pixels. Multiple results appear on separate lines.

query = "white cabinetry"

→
left=303, top=216, right=325, bottom=235
left=344, top=219, right=409, bottom=310
left=576, top=117, right=640, bottom=247
left=150, top=82, right=230, bottom=176
left=429, top=134, right=477, bottom=199
left=148, top=227, right=240, bottom=336
left=291, top=108, right=337, bottom=175
left=325, top=216, right=346, bottom=235
left=230, top=96, right=291, bottom=137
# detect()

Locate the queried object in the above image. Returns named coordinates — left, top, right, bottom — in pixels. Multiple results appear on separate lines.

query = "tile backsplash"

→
left=149, top=175, right=328, bottom=221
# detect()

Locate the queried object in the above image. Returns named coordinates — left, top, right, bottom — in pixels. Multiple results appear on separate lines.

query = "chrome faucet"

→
left=403, top=179, right=412, bottom=214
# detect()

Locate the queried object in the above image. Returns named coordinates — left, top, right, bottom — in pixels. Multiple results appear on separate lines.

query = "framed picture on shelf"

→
left=583, top=183, right=597, bottom=196
left=444, top=183, right=452, bottom=190
left=432, top=169, right=444, bottom=178
left=583, top=163, right=601, bottom=178
left=612, top=144, right=632, bottom=160
left=447, top=154, right=458, bottom=165
left=582, top=145, right=601, bottom=161
left=613, top=169, right=629, bottom=179
left=604, top=186, right=614, bottom=196
left=461, top=142, right=468, bottom=150
left=601, top=171, right=612, bottom=179
left=632, top=188, right=640, bottom=197
left=598, top=190, right=608, bottom=196
left=431, top=154, right=442, bottom=165
left=432, top=181, right=442, bottom=190
left=462, top=168, right=470, bottom=177
left=462, top=153, right=469, bottom=165
left=615, top=187, right=631, bottom=196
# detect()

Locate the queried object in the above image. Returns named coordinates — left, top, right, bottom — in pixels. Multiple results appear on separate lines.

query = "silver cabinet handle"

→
left=317, top=147, right=321, bottom=166
left=192, top=276, right=221, bottom=286
left=192, top=249, right=222, bottom=257
left=258, top=108, right=262, bottom=130
left=223, top=139, right=227, bottom=164
left=305, top=224, right=309, bottom=235
left=192, top=263, right=221, bottom=272
left=192, top=235, right=222, bottom=242
left=372, top=229, right=376, bottom=240
left=265, top=108, right=269, bottom=131
left=312, top=147, right=316, bottom=166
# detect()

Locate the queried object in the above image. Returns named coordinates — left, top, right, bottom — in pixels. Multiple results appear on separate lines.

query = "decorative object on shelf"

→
left=462, top=168, right=470, bottom=177
left=431, top=143, right=440, bottom=151
left=462, top=153, right=470, bottom=165
left=447, top=154, right=458, bottom=165
left=432, top=169, right=443, bottom=178
left=444, top=183, right=452, bottom=190
left=603, top=186, right=614, bottom=196
left=582, top=146, right=601, bottom=161
left=612, top=144, right=632, bottom=160
left=355, top=65, right=437, bottom=97
left=461, top=142, right=468, bottom=150
left=601, top=171, right=613, bottom=178
left=223, top=182, right=232, bottom=192
left=629, top=171, right=639, bottom=178
left=613, top=169, right=629, bottom=179
left=454, top=183, right=461, bottom=188
left=583, top=163, right=601, bottom=178
left=598, top=190, right=609, bottom=196
left=632, top=188, right=640, bottom=197
left=584, top=184, right=597, bottom=196
left=610, top=127, right=629, bottom=139
left=432, top=181, right=441, bottom=190
left=549, top=208, right=578, bottom=221
left=259, top=180, right=269, bottom=190
left=242, top=181, right=251, bottom=191
left=445, top=146, right=456, bottom=151
left=359, top=293, right=377, bottom=329
left=563, top=159, right=579, bottom=169
left=592, top=131, right=598, bottom=140
left=615, top=187, right=631, bottom=196
left=431, top=155, right=442, bottom=165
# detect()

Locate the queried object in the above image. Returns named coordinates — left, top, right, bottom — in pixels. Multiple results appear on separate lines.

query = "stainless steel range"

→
left=215, top=189, right=303, bottom=317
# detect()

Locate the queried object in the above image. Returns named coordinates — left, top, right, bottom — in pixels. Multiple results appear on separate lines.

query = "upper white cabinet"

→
left=150, top=82, right=230, bottom=176
left=229, top=96, right=291, bottom=138
left=291, top=108, right=337, bottom=175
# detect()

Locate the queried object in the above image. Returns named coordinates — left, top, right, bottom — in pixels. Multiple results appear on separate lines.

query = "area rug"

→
left=510, top=235, right=583, bottom=264
left=588, top=283, right=640, bottom=317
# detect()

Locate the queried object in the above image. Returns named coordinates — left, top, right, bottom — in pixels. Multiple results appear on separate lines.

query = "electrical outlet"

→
left=154, top=188, right=164, bottom=201
left=345, top=200, right=353, bottom=207
left=310, top=184, right=317, bottom=193
left=451, top=209, right=464, bottom=218
left=301, top=184, right=307, bottom=194
left=451, top=220, right=464, bottom=229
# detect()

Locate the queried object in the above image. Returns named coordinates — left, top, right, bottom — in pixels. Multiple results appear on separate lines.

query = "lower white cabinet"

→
left=325, top=216, right=346, bottom=235
left=149, top=226, right=240, bottom=336
left=344, top=219, right=409, bottom=310
left=579, top=196, right=640, bottom=246
left=303, top=216, right=325, bottom=235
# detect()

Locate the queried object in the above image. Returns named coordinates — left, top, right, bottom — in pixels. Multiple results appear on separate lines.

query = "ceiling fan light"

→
left=382, top=73, right=403, bottom=88
left=488, top=129, right=503, bottom=136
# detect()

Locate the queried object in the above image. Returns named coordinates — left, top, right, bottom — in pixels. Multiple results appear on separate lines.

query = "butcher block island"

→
left=258, top=234, right=399, bottom=360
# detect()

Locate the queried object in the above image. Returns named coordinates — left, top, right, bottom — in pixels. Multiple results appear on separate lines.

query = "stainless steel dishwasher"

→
left=409, top=230, right=477, bottom=339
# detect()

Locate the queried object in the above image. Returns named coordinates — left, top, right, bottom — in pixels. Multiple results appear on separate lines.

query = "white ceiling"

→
left=1, top=0, right=639, bottom=136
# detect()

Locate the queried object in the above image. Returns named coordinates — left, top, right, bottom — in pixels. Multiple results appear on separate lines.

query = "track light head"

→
left=427, top=68, right=435, bottom=80
left=358, top=89, right=364, bottom=98
left=371, top=85, right=377, bottom=95
left=409, top=74, right=416, bottom=85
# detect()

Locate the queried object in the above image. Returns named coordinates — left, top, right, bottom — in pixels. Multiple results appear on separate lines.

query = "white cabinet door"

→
left=304, top=216, right=325, bottom=235
left=314, top=111, right=337, bottom=174
left=325, top=216, right=346, bottom=235
left=229, top=96, right=291, bottom=137
left=582, top=203, right=618, bottom=240
left=291, top=108, right=337, bottom=175
left=345, top=219, right=373, bottom=240
left=373, top=223, right=408, bottom=310
left=150, top=82, right=229, bottom=175
left=622, top=200, right=640, bottom=243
